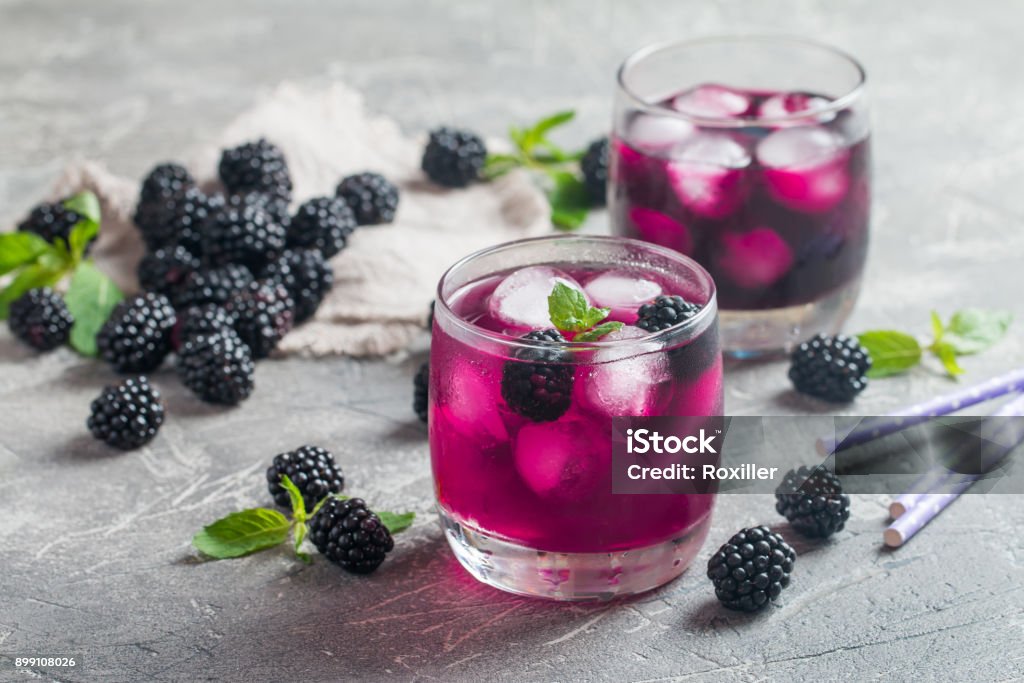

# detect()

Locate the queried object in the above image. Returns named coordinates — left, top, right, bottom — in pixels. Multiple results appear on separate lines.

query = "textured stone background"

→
left=1, top=1, right=1022, bottom=681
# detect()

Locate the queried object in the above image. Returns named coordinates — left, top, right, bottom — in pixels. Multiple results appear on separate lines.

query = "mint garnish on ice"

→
left=547, top=282, right=623, bottom=341
left=857, top=309, right=1012, bottom=379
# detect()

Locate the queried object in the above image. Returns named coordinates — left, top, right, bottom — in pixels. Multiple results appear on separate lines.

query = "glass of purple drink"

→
left=610, top=36, right=870, bottom=356
left=430, top=235, right=722, bottom=600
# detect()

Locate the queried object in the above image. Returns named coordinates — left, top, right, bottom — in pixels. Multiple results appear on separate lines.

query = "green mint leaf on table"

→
left=63, top=190, right=102, bottom=225
left=278, top=475, right=307, bottom=521
left=377, top=511, right=415, bottom=535
left=192, top=508, right=291, bottom=560
left=939, top=309, right=1012, bottom=355
left=547, top=170, right=590, bottom=230
left=0, top=232, right=51, bottom=276
left=0, top=261, right=66, bottom=319
left=931, top=340, right=965, bottom=377
left=64, top=261, right=124, bottom=356
left=856, top=331, right=922, bottom=378
left=548, top=282, right=609, bottom=332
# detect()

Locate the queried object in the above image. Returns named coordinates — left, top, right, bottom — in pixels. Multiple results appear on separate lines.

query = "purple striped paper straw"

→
left=816, top=367, right=1024, bottom=455
left=889, top=392, right=1024, bottom=518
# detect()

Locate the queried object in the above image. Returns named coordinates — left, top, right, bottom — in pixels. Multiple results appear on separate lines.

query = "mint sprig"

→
left=857, top=308, right=1012, bottom=379
left=547, top=282, right=623, bottom=341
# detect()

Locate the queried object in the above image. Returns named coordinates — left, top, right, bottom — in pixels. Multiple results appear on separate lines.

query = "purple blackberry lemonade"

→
left=610, top=37, right=870, bottom=356
left=430, top=235, right=722, bottom=600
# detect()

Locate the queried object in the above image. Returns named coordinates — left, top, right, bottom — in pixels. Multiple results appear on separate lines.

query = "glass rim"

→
left=616, top=34, right=867, bottom=128
left=435, top=234, right=718, bottom=352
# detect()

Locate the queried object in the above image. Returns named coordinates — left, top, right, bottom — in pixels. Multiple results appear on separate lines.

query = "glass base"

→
left=439, top=508, right=712, bottom=601
left=720, top=276, right=861, bottom=358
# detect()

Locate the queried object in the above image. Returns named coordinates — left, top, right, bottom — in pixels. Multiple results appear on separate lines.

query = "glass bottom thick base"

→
left=439, top=508, right=712, bottom=601
left=720, top=276, right=861, bottom=358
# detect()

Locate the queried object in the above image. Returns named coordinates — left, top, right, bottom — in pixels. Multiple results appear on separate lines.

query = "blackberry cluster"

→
left=218, top=139, right=293, bottom=201
left=421, top=127, right=487, bottom=187
left=137, top=245, right=200, bottom=296
left=227, top=191, right=291, bottom=231
left=87, top=376, right=164, bottom=450
left=413, top=361, right=429, bottom=423
left=173, top=304, right=236, bottom=349
left=775, top=466, right=851, bottom=539
left=8, top=288, right=74, bottom=351
left=176, top=329, right=255, bottom=404
left=501, top=330, right=574, bottom=422
left=335, top=172, right=399, bottom=225
left=203, top=200, right=286, bottom=271
left=266, top=445, right=345, bottom=511
left=788, top=334, right=871, bottom=403
left=172, top=264, right=254, bottom=309
left=97, top=293, right=176, bottom=373
left=139, top=163, right=195, bottom=205
left=580, top=137, right=609, bottom=206
left=308, top=497, right=395, bottom=574
left=707, top=526, right=796, bottom=612
left=134, top=187, right=222, bottom=254
left=636, top=295, right=703, bottom=332
left=224, top=282, right=294, bottom=359
left=17, top=200, right=82, bottom=246
left=286, top=196, right=355, bottom=259
left=261, top=249, right=333, bottom=323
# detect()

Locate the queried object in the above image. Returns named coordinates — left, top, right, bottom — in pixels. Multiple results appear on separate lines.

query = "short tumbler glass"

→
left=430, top=235, right=722, bottom=600
left=609, top=36, right=870, bottom=356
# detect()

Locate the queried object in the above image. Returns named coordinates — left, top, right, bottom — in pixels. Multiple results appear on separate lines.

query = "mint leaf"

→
left=574, top=321, right=625, bottom=342
left=942, top=309, right=1012, bottom=355
left=278, top=475, right=307, bottom=520
left=548, top=282, right=610, bottom=332
left=0, top=232, right=52, bottom=276
left=932, top=340, right=965, bottom=377
left=483, top=153, right=521, bottom=180
left=192, top=508, right=291, bottom=559
left=63, top=191, right=101, bottom=225
left=64, top=261, right=124, bottom=355
left=0, top=262, right=65, bottom=319
left=68, top=219, right=99, bottom=262
left=531, top=110, right=575, bottom=138
left=547, top=170, right=589, bottom=231
left=857, top=330, right=922, bottom=378
left=378, top=510, right=415, bottom=534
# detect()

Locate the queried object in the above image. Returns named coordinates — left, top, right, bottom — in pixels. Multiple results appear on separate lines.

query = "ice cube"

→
left=757, top=126, right=850, bottom=213
left=666, top=133, right=750, bottom=219
left=488, top=266, right=586, bottom=331
left=716, top=227, right=794, bottom=289
left=671, top=84, right=752, bottom=118
left=584, top=271, right=662, bottom=311
left=444, top=360, right=509, bottom=443
left=578, top=326, right=668, bottom=418
left=758, top=92, right=833, bottom=124
left=628, top=207, right=692, bottom=254
left=627, top=114, right=696, bottom=154
left=514, top=419, right=610, bottom=501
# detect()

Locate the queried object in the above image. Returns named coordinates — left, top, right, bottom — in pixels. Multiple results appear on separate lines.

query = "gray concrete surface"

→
left=1, top=1, right=1023, bottom=681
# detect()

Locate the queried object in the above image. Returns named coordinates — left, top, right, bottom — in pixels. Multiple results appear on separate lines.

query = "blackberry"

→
left=421, top=127, right=487, bottom=188
left=139, top=163, right=194, bottom=205
left=173, top=304, right=236, bottom=350
left=707, top=526, right=796, bottom=612
left=17, top=200, right=83, bottom=247
left=266, top=445, right=345, bottom=511
left=203, top=200, right=286, bottom=271
left=500, top=330, right=574, bottom=422
left=218, top=138, right=293, bottom=201
left=308, top=497, right=395, bottom=574
left=133, top=187, right=222, bottom=254
left=224, top=281, right=294, bottom=359
left=97, top=293, right=176, bottom=373
left=788, top=334, right=871, bottom=403
left=8, top=288, right=74, bottom=351
left=580, top=137, right=609, bottom=206
left=775, top=465, right=851, bottom=538
left=335, top=172, right=399, bottom=225
left=172, top=264, right=254, bottom=309
left=176, top=329, right=255, bottom=405
left=261, top=249, right=333, bottom=323
left=286, top=196, right=355, bottom=259
left=413, top=361, right=429, bottom=423
left=87, top=376, right=164, bottom=450
left=636, top=295, right=703, bottom=332
left=227, top=191, right=291, bottom=230
left=137, top=245, right=200, bottom=296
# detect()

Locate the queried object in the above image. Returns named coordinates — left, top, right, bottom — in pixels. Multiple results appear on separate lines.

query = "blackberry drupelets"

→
left=218, top=138, right=293, bottom=201
left=775, top=466, right=851, bottom=538
left=261, top=249, right=333, bottom=323
left=788, top=334, right=871, bottom=403
left=8, top=288, right=74, bottom=351
left=707, top=526, right=796, bottom=612
left=139, top=163, right=195, bottom=205
left=580, top=137, right=609, bottom=206
left=17, top=200, right=82, bottom=247
left=173, top=304, right=236, bottom=350
left=413, top=361, right=429, bottom=423
left=335, top=172, right=399, bottom=225
left=308, top=497, right=395, bottom=574
left=137, top=245, right=200, bottom=296
left=177, top=328, right=255, bottom=405
left=266, top=445, right=345, bottom=511
left=172, top=264, right=254, bottom=310
left=500, top=329, right=574, bottom=422
left=96, top=293, right=176, bottom=373
left=421, top=127, right=487, bottom=188
left=635, top=295, right=702, bottom=332
left=224, top=281, right=294, bottom=359
left=87, top=376, right=164, bottom=450
left=286, top=196, right=355, bottom=259
left=203, top=198, right=286, bottom=271
left=227, top=191, right=291, bottom=230
left=133, top=187, right=222, bottom=254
